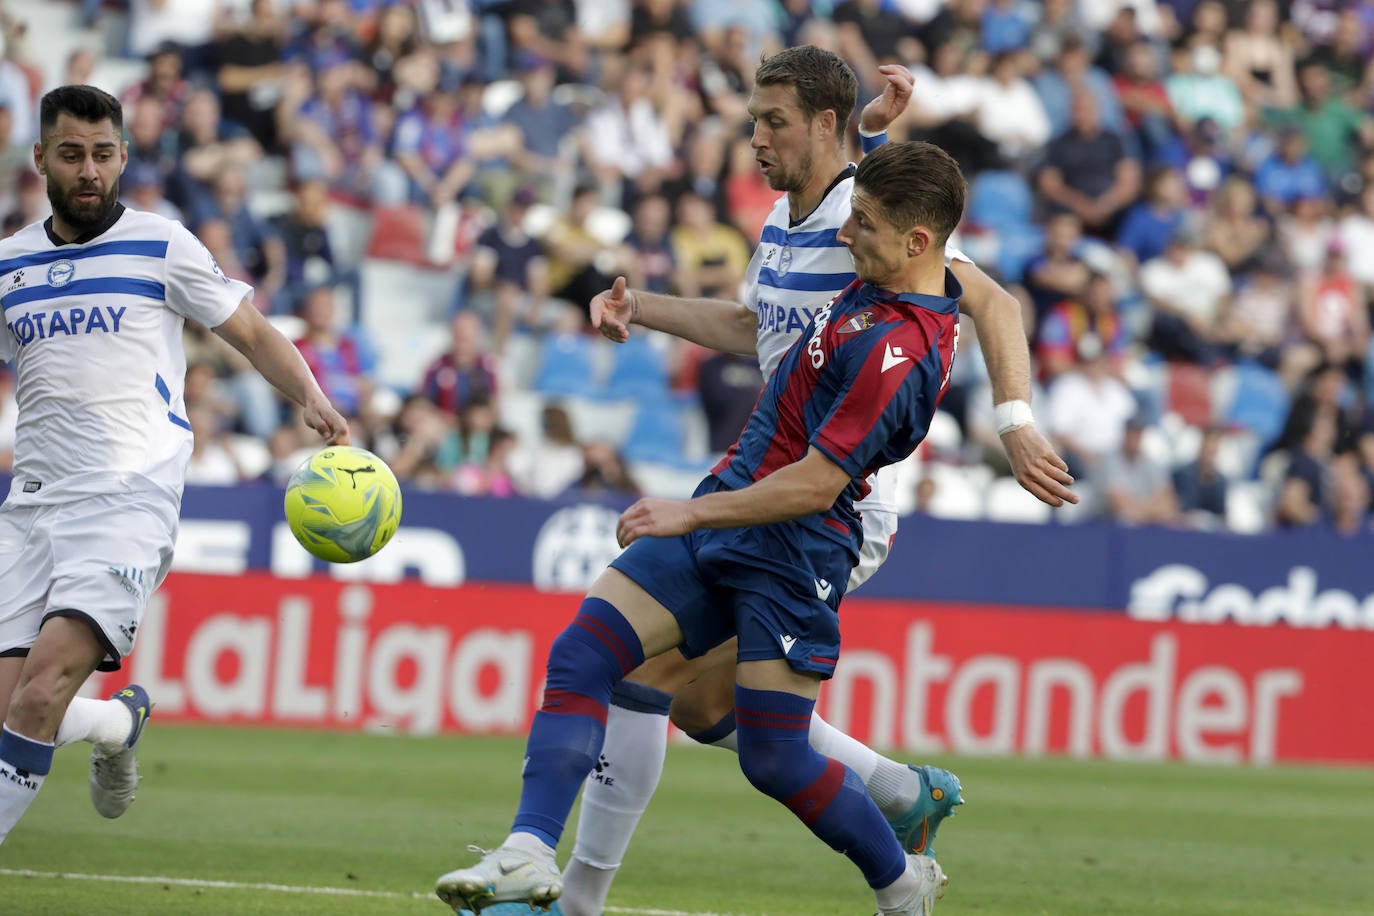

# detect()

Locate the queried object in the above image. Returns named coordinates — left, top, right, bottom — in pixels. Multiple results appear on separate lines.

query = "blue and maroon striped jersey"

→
left=712, top=274, right=963, bottom=554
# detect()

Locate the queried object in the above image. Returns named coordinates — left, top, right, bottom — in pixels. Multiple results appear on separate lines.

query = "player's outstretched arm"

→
left=212, top=298, right=351, bottom=445
left=591, top=275, right=757, bottom=356
left=950, top=260, right=1077, bottom=507
left=617, top=447, right=850, bottom=547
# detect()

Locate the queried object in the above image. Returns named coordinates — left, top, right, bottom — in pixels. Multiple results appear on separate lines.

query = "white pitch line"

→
left=0, top=869, right=736, bottom=916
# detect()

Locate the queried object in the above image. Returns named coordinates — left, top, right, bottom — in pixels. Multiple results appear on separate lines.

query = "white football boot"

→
left=436, top=844, right=563, bottom=913
left=876, top=853, right=949, bottom=916
left=89, top=684, right=152, bottom=818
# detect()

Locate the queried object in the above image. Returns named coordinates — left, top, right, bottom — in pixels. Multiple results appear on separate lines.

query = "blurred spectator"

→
left=129, top=0, right=223, bottom=67
left=194, top=166, right=287, bottom=308
left=120, top=161, right=183, bottom=222
left=1222, top=0, right=1298, bottom=109
left=662, top=124, right=730, bottom=223
left=1222, top=252, right=1297, bottom=373
left=982, top=0, right=1036, bottom=55
left=544, top=183, right=625, bottom=314
left=125, top=96, right=181, bottom=201
left=420, top=311, right=500, bottom=416
left=510, top=403, right=584, bottom=498
left=1203, top=175, right=1271, bottom=274
left=697, top=352, right=765, bottom=454
left=365, top=3, right=423, bottom=105
left=1025, top=211, right=1093, bottom=326
left=503, top=55, right=583, bottom=192
left=1029, top=0, right=1096, bottom=66
left=1036, top=271, right=1129, bottom=381
left=574, top=441, right=641, bottom=497
left=1275, top=410, right=1337, bottom=528
left=1338, top=183, right=1374, bottom=287
left=437, top=394, right=505, bottom=494
left=1113, top=39, right=1182, bottom=166
left=1116, top=165, right=1189, bottom=265
left=184, top=405, right=243, bottom=486
left=1297, top=240, right=1369, bottom=376
left=292, top=284, right=377, bottom=419
left=1100, top=417, right=1182, bottom=526
left=1032, top=33, right=1128, bottom=141
left=1305, top=7, right=1369, bottom=98
left=289, top=59, right=389, bottom=204
left=1173, top=426, right=1230, bottom=525
left=1141, top=224, right=1232, bottom=364
left=1270, top=362, right=1364, bottom=460
left=212, top=0, right=293, bottom=153
left=383, top=394, right=451, bottom=489
left=669, top=190, right=750, bottom=300
left=1037, top=88, right=1142, bottom=237
left=1327, top=452, right=1371, bottom=536
left=121, top=43, right=191, bottom=134
left=390, top=80, right=517, bottom=208
left=1166, top=43, right=1245, bottom=138
left=466, top=184, right=549, bottom=350
left=284, top=0, right=362, bottom=75
left=1277, top=192, right=1337, bottom=275
left=195, top=218, right=256, bottom=289
left=176, top=89, right=263, bottom=216
left=498, top=0, right=591, bottom=83
left=582, top=59, right=674, bottom=205
left=1267, top=60, right=1374, bottom=185
left=1254, top=128, right=1328, bottom=216
left=275, top=179, right=345, bottom=314
left=975, top=51, right=1053, bottom=165
left=909, top=40, right=1001, bottom=176
left=621, top=193, right=677, bottom=295
left=834, top=0, right=920, bottom=85
left=1045, top=334, right=1139, bottom=477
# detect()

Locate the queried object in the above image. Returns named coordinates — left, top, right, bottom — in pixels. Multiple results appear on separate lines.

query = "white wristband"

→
left=858, top=125, right=886, bottom=138
left=994, top=400, right=1035, bottom=436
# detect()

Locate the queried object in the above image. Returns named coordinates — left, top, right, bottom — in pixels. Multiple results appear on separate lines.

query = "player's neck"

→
left=877, top=256, right=948, bottom=299
left=786, top=152, right=848, bottom=222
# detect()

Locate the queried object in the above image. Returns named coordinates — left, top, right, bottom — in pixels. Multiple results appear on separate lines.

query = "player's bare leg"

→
left=673, top=645, right=963, bottom=856
left=0, top=618, right=103, bottom=844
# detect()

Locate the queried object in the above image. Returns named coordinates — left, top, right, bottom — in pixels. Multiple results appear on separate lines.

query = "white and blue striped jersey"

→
left=0, top=205, right=251, bottom=505
left=744, top=166, right=971, bottom=513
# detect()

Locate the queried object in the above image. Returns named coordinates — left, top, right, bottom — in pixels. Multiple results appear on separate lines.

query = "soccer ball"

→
left=284, top=445, right=403, bottom=563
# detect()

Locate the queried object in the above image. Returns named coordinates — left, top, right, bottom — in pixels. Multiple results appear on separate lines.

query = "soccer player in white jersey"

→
left=0, top=85, right=348, bottom=846
left=499, top=48, right=1076, bottom=916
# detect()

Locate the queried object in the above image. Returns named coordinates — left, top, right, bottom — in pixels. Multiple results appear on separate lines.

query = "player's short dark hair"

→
left=40, top=85, right=123, bottom=140
left=854, top=141, right=966, bottom=246
left=754, top=45, right=857, bottom=130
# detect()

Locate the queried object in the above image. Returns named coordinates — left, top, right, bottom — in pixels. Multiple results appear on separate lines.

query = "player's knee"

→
left=5, top=675, right=72, bottom=737
left=737, top=738, right=809, bottom=800
left=545, top=625, right=619, bottom=693
left=668, top=687, right=731, bottom=737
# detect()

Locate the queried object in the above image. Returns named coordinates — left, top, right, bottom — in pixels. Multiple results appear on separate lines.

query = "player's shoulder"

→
left=0, top=221, right=50, bottom=260
left=110, top=206, right=183, bottom=241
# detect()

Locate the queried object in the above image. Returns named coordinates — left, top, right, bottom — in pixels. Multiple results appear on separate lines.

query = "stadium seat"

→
left=1225, top=480, right=1272, bottom=534
left=364, top=205, right=431, bottom=265
left=1222, top=361, right=1289, bottom=450
left=564, top=395, right=637, bottom=447
left=534, top=332, right=600, bottom=398
left=992, top=224, right=1045, bottom=284
left=984, top=475, right=1053, bottom=524
left=923, top=464, right=989, bottom=520
left=967, top=171, right=1034, bottom=231
left=623, top=397, right=689, bottom=466
left=1165, top=363, right=1213, bottom=428
left=604, top=335, right=669, bottom=399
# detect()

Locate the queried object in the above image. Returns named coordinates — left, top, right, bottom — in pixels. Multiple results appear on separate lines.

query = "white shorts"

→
left=0, top=489, right=178, bottom=672
left=847, top=508, right=897, bottom=592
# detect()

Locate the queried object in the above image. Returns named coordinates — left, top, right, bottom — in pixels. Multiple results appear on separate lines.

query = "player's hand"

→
left=617, top=497, right=697, bottom=547
left=858, top=64, right=915, bottom=135
left=1001, top=425, right=1077, bottom=507
left=591, top=276, right=636, bottom=344
left=304, top=397, right=351, bottom=446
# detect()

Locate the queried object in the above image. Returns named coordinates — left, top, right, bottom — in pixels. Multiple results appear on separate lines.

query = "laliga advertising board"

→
left=84, top=572, right=1374, bottom=766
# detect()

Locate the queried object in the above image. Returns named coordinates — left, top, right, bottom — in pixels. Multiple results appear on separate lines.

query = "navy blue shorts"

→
left=609, top=477, right=853, bottom=678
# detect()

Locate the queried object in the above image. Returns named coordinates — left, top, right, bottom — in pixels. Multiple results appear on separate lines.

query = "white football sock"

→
left=503, top=830, right=556, bottom=862
left=0, top=726, right=54, bottom=845
left=808, top=712, right=916, bottom=817
left=562, top=686, right=670, bottom=916
left=54, top=696, right=134, bottom=751
left=874, top=860, right=922, bottom=911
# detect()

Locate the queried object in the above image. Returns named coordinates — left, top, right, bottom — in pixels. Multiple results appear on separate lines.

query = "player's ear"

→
left=906, top=226, right=932, bottom=258
left=815, top=107, right=836, bottom=141
left=31, top=141, right=43, bottom=176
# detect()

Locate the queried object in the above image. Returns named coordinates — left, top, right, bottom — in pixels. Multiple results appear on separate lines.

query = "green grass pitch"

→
left=2, top=725, right=1372, bottom=915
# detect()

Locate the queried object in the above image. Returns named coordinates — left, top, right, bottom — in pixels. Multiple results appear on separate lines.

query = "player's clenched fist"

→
left=617, top=497, right=697, bottom=547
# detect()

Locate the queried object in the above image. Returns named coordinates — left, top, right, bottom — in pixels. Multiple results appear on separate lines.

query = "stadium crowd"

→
left=1, top=0, right=1373, bottom=535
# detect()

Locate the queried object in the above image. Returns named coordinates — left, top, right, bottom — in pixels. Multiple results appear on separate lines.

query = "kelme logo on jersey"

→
left=6, top=305, right=128, bottom=348
left=47, top=259, right=76, bottom=287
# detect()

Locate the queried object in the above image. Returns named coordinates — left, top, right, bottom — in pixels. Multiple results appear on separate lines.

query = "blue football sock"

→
left=513, top=598, right=645, bottom=848
left=735, top=685, right=905, bottom=889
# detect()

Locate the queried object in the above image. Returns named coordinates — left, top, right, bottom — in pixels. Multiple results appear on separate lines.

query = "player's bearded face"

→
left=749, top=87, right=816, bottom=193
left=40, top=116, right=125, bottom=235
left=48, top=168, right=119, bottom=232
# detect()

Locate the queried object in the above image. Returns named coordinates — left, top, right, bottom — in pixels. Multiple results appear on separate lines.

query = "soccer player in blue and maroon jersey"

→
left=436, top=141, right=967, bottom=916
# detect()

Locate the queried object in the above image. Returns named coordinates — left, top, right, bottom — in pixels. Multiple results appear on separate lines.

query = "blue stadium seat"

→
left=992, top=225, right=1045, bottom=284
left=623, top=397, right=688, bottom=466
left=604, top=335, right=669, bottom=399
left=1223, top=362, right=1289, bottom=450
left=534, top=332, right=599, bottom=398
left=968, top=171, right=1034, bottom=231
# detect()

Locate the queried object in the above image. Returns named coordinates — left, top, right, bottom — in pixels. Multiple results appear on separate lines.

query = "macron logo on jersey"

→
left=882, top=342, right=911, bottom=374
